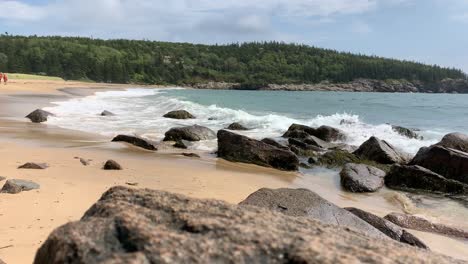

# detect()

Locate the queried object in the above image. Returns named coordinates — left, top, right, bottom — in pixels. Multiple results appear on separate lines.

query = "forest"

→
left=0, top=35, right=465, bottom=86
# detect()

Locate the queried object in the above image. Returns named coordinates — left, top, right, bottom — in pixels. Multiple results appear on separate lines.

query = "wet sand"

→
left=0, top=80, right=467, bottom=263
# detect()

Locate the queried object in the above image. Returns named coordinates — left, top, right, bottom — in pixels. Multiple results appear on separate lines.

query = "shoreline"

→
left=0, top=79, right=467, bottom=263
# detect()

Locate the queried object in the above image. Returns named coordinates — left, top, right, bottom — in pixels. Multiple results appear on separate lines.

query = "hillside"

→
left=0, top=35, right=466, bottom=90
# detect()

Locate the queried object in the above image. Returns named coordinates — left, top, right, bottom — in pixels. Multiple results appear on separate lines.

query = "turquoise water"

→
left=44, top=88, right=468, bottom=154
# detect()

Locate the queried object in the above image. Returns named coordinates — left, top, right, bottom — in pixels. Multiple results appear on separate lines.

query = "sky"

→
left=0, top=0, right=467, bottom=72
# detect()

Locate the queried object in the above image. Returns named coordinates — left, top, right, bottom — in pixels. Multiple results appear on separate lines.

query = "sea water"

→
left=43, top=88, right=468, bottom=154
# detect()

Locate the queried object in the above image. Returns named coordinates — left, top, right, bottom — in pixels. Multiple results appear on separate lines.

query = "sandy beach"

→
left=0, top=79, right=467, bottom=263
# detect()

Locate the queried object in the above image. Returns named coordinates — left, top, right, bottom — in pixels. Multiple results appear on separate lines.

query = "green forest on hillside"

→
left=0, top=35, right=465, bottom=86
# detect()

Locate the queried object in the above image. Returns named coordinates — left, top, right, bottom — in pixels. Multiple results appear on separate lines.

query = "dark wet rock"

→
left=282, top=129, right=310, bottom=139
left=288, top=138, right=324, bottom=152
left=409, top=145, right=468, bottom=184
left=299, top=163, right=312, bottom=169
left=289, top=145, right=318, bottom=157
left=392, top=125, right=423, bottom=140
left=208, top=117, right=217, bottom=121
left=345, top=207, right=428, bottom=249
left=384, top=212, right=468, bottom=240
left=240, top=188, right=388, bottom=240
left=173, top=140, right=189, bottom=149
left=385, top=164, right=468, bottom=195
left=164, top=125, right=216, bottom=142
left=284, top=123, right=317, bottom=136
left=125, top=182, right=139, bottom=186
left=25, top=109, right=54, bottom=123
left=100, top=110, right=115, bottom=116
left=218, top=130, right=299, bottom=171
left=436, top=132, right=468, bottom=153
left=340, top=119, right=355, bottom=125
left=226, top=122, right=248, bottom=131
left=18, top=162, right=48, bottom=169
left=340, top=163, right=385, bottom=193
left=163, top=110, right=195, bottom=119
left=318, top=150, right=361, bottom=168
left=181, top=153, right=201, bottom=158
left=354, top=136, right=410, bottom=164
left=34, top=187, right=458, bottom=264
left=1, top=179, right=40, bottom=194
left=261, top=138, right=289, bottom=150
left=303, top=135, right=337, bottom=149
left=308, top=156, right=319, bottom=165
left=314, top=125, right=347, bottom=142
left=112, top=135, right=158, bottom=151
left=103, top=160, right=122, bottom=170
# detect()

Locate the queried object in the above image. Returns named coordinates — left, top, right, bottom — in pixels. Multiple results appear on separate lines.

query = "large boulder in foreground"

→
left=25, top=109, right=54, bottom=123
left=163, top=110, right=195, bottom=119
left=340, top=163, right=385, bottom=192
left=34, top=187, right=458, bottom=264
left=409, top=145, right=468, bottom=184
left=1, top=179, right=40, bottom=194
left=354, top=136, right=410, bottom=164
left=436, top=132, right=468, bottom=152
left=384, top=212, right=468, bottom=240
left=112, top=135, right=157, bottom=151
left=218, top=130, right=299, bottom=171
left=240, top=188, right=388, bottom=240
left=385, top=164, right=468, bottom=195
left=345, top=207, right=428, bottom=249
left=164, top=125, right=216, bottom=142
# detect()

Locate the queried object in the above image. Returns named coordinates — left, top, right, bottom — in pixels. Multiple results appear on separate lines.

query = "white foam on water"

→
left=44, top=88, right=445, bottom=154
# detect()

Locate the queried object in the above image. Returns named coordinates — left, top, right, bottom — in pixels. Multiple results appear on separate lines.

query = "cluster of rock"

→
left=186, top=78, right=468, bottom=94
left=34, top=186, right=463, bottom=264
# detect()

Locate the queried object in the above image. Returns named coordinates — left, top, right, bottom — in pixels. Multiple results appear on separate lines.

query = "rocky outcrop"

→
left=345, top=208, right=428, bottom=249
left=163, top=110, right=195, bottom=119
left=392, top=125, right=423, bottom=140
left=35, top=187, right=459, bottom=264
left=340, top=163, right=386, bottom=193
left=385, top=164, right=468, bottom=194
left=409, top=145, right=468, bottom=184
left=282, top=124, right=345, bottom=142
left=303, top=135, right=336, bottom=149
left=314, top=125, right=346, bottom=142
left=164, top=125, right=216, bottom=142
left=1, top=179, right=40, bottom=194
left=103, top=160, right=122, bottom=170
left=436, top=132, right=468, bottom=152
left=384, top=212, right=468, bottom=240
left=100, top=110, right=115, bottom=116
left=226, top=122, right=248, bottom=131
left=354, top=136, right=410, bottom=164
left=240, top=188, right=388, bottom=240
left=217, top=130, right=299, bottom=171
left=317, top=150, right=360, bottom=167
left=18, top=162, right=48, bottom=169
left=181, top=153, right=201, bottom=158
left=261, top=138, right=289, bottom=150
left=112, top=135, right=158, bottom=151
left=25, top=109, right=54, bottom=123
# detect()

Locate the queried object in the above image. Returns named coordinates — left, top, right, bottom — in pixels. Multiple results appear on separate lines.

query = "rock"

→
left=217, top=130, right=299, bottom=171
left=385, top=164, right=468, bottom=195
left=392, top=125, right=422, bottom=139
left=226, top=122, right=248, bottom=131
left=303, top=135, right=336, bottom=149
left=329, top=144, right=359, bottom=153
left=284, top=123, right=317, bottom=136
left=34, top=187, right=457, bottom=264
left=125, top=182, right=139, bottom=186
left=240, top=188, right=388, bottom=240
left=409, top=145, right=468, bottom=184
left=340, top=163, right=385, bottom=193
left=318, top=150, right=360, bottom=168
left=299, top=163, right=312, bottom=169
left=308, top=156, right=319, bottom=164
left=163, top=110, right=195, bottom=119
left=100, top=110, right=115, bottom=116
left=1, top=179, right=40, bottom=194
left=112, top=135, right=158, bottom=151
left=25, top=109, right=54, bottom=123
left=288, top=138, right=324, bottom=152
left=314, top=125, right=346, bottom=142
left=0, top=176, right=5, bottom=181
left=103, top=160, right=122, bottom=170
left=384, top=212, right=468, bottom=240
left=261, top=138, right=289, bottom=150
left=345, top=207, right=428, bottom=249
left=79, top=158, right=90, bottom=166
left=18, top=162, right=48, bottom=169
left=282, top=129, right=310, bottom=139
left=164, top=125, right=216, bottom=142
left=436, top=132, right=468, bottom=152
left=288, top=145, right=319, bottom=157
left=181, top=153, right=201, bottom=158
left=354, top=136, right=410, bottom=164
left=173, top=140, right=189, bottom=149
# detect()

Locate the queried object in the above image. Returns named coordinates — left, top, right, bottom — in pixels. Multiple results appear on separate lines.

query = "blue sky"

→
left=1, top=0, right=468, bottom=72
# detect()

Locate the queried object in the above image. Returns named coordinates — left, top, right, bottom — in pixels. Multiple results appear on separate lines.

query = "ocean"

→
left=43, top=88, right=468, bottom=154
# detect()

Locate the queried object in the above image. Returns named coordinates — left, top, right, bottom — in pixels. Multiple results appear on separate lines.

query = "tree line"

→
left=0, top=35, right=465, bottom=86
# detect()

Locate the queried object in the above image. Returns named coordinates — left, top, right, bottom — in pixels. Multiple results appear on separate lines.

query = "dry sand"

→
left=0, top=79, right=466, bottom=263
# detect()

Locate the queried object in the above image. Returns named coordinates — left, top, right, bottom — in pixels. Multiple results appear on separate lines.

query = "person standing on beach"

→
left=3, top=73, right=7, bottom=85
